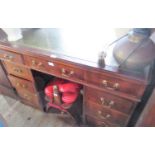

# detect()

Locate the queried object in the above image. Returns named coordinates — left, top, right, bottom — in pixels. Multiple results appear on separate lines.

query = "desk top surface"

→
left=13, top=28, right=119, bottom=64
left=0, top=28, right=151, bottom=81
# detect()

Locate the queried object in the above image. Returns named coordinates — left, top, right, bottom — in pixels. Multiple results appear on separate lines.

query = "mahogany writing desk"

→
left=0, top=28, right=154, bottom=126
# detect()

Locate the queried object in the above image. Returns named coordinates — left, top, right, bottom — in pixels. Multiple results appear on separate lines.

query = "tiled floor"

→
left=0, top=94, right=77, bottom=127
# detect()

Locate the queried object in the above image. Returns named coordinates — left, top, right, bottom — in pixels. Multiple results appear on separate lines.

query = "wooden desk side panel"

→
left=0, top=61, right=12, bottom=88
left=136, top=89, right=155, bottom=127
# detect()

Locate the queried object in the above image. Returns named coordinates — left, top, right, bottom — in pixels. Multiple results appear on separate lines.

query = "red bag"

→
left=45, top=78, right=65, bottom=98
left=44, top=78, right=82, bottom=110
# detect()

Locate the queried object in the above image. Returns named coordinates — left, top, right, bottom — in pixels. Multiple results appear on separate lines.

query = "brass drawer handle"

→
left=16, top=83, right=27, bottom=89
left=4, top=54, right=13, bottom=60
left=32, top=60, right=44, bottom=67
left=32, top=60, right=37, bottom=65
left=98, top=110, right=111, bottom=120
left=113, top=83, right=120, bottom=90
left=38, top=62, right=44, bottom=67
left=100, top=97, right=114, bottom=108
left=109, top=100, right=115, bottom=107
left=98, top=121, right=109, bottom=127
left=24, top=94, right=31, bottom=100
left=101, top=122, right=109, bottom=127
left=22, top=84, right=27, bottom=88
left=16, top=82, right=20, bottom=86
left=102, top=80, right=108, bottom=87
left=13, top=68, right=22, bottom=73
left=102, top=80, right=120, bottom=90
left=61, top=68, right=74, bottom=77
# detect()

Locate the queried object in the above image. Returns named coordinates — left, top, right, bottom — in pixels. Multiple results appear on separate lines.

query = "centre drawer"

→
left=24, top=55, right=84, bottom=82
left=0, top=49, right=23, bottom=64
left=8, top=75, right=36, bottom=93
left=85, top=70, right=146, bottom=99
left=85, top=87, right=136, bottom=114
left=4, top=61, right=33, bottom=81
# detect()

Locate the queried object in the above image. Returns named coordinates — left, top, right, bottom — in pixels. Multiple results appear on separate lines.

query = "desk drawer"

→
left=86, top=115, right=119, bottom=127
left=16, top=88, right=40, bottom=106
left=4, top=62, right=33, bottom=81
left=24, top=56, right=51, bottom=72
left=56, top=63, right=84, bottom=82
left=85, top=87, right=135, bottom=114
left=8, top=75, right=36, bottom=93
left=21, top=98, right=41, bottom=109
left=0, top=49, right=23, bottom=64
left=24, top=55, right=84, bottom=82
left=85, top=70, right=145, bottom=98
left=85, top=98, right=129, bottom=126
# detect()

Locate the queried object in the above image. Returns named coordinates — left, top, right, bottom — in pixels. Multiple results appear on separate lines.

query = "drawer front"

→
left=8, top=75, right=36, bottom=93
left=85, top=71, right=145, bottom=98
left=0, top=84, right=18, bottom=99
left=0, top=49, right=23, bottom=64
left=16, top=88, right=40, bottom=106
left=4, top=62, right=33, bottom=81
left=85, top=87, right=135, bottom=114
left=56, top=63, right=84, bottom=82
left=24, top=56, right=52, bottom=73
left=24, top=55, right=84, bottom=82
left=20, top=98, right=41, bottom=109
left=85, top=100, right=129, bottom=126
left=86, top=115, right=119, bottom=127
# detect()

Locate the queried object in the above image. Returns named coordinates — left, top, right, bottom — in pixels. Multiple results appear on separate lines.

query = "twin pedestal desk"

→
left=0, top=28, right=154, bottom=127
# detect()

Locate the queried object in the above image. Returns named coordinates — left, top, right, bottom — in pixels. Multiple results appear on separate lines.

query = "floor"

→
left=0, top=94, right=77, bottom=127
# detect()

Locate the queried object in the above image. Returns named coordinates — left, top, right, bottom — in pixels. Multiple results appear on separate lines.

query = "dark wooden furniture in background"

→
left=0, top=28, right=154, bottom=127
left=136, top=88, right=155, bottom=126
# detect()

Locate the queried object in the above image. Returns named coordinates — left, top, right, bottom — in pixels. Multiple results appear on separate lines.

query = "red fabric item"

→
left=45, top=78, right=81, bottom=108
left=44, top=78, right=65, bottom=98
left=59, top=83, right=81, bottom=93
left=62, top=92, right=79, bottom=104
left=44, top=85, right=53, bottom=98
left=48, top=102, right=67, bottom=112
